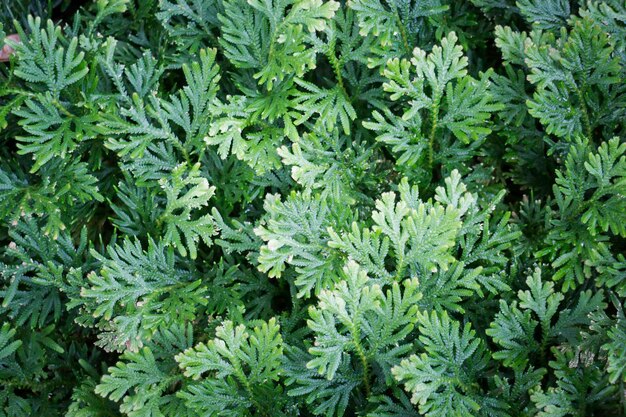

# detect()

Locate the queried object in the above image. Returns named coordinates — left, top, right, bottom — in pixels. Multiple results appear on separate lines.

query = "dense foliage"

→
left=0, top=0, right=624, bottom=416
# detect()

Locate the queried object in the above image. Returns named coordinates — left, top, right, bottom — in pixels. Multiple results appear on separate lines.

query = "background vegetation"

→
left=0, top=0, right=624, bottom=416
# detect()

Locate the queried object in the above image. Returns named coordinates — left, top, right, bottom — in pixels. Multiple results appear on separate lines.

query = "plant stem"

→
left=428, top=102, right=440, bottom=169
left=351, top=327, right=371, bottom=396
left=391, top=5, right=411, bottom=55
left=327, top=41, right=345, bottom=93
left=52, top=99, right=74, bottom=118
left=572, top=83, right=592, bottom=140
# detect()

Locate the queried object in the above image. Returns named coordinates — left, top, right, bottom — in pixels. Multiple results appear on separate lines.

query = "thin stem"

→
left=428, top=102, right=440, bottom=169
left=571, top=82, right=592, bottom=140
left=168, top=133, right=190, bottom=164
left=391, top=5, right=411, bottom=55
left=395, top=256, right=406, bottom=281
left=351, top=325, right=371, bottom=396
left=232, top=356, right=270, bottom=416
left=4, top=88, right=36, bottom=98
left=52, top=99, right=74, bottom=118
left=327, top=39, right=345, bottom=93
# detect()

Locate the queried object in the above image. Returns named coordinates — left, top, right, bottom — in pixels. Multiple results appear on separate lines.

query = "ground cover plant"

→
left=0, top=0, right=624, bottom=416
